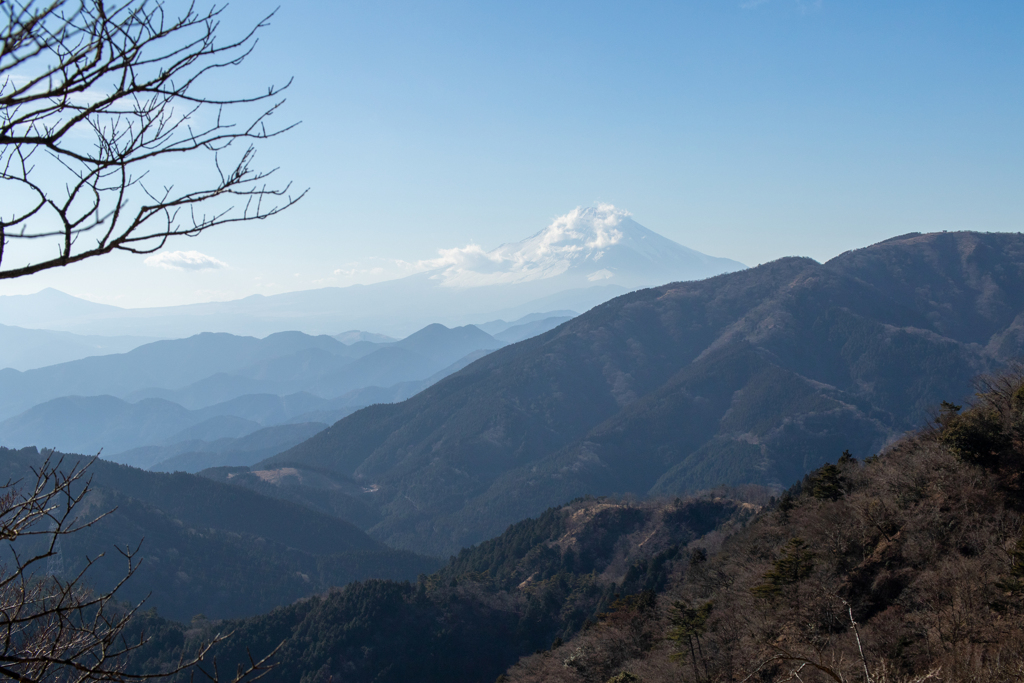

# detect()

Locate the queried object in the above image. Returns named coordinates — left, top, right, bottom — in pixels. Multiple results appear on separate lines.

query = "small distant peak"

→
left=334, top=330, right=396, bottom=344
left=263, top=330, right=314, bottom=340
left=192, top=331, right=238, bottom=338
left=401, top=323, right=451, bottom=341
left=34, top=287, right=76, bottom=299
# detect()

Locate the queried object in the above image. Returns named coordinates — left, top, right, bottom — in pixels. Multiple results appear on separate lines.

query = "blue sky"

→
left=4, top=0, right=1023, bottom=307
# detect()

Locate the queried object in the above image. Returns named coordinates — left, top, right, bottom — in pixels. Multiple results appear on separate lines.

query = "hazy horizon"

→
left=1, top=0, right=1020, bottom=309
left=2, top=204, right=739, bottom=310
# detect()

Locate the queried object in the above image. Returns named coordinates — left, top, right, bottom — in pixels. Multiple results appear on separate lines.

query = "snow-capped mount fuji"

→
left=423, top=204, right=744, bottom=290
left=0, top=206, right=745, bottom=338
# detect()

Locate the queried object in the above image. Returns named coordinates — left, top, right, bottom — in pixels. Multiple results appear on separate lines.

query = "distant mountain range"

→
left=243, top=231, right=1024, bottom=556
left=0, top=206, right=744, bottom=338
left=0, top=323, right=157, bottom=371
left=0, top=314, right=573, bottom=468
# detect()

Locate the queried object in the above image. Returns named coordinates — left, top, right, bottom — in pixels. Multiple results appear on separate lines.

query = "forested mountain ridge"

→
left=501, top=372, right=1024, bottom=682
left=0, top=447, right=437, bottom=622
left=130, top=492, right=754, bottom=682
left=262, top=231, right=1024, bottom=555
left=135, top=370, right=1024, bottom=683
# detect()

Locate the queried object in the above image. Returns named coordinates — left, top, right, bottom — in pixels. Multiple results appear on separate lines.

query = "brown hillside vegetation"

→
left=503, top=372, right=1024, bottom=683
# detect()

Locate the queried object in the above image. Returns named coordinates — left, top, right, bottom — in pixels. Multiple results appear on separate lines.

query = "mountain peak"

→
left=425, top=204, right=744, bottom=290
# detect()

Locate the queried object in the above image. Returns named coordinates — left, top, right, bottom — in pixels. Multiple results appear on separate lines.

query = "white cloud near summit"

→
left=416, top=204, right=630, bottom=288
left=144, top=250, right=229, bottom=271
left=325, top=204, right=637, bottom=288
left=323, top=203, right=743, bottom=291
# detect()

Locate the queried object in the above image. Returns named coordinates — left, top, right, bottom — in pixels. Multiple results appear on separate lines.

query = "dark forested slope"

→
left=133, top=369, right=1024, bottom=683
left=0, top=447, right=437, bottom=622
left=261, top=232, right=1024, bottom=555
left=132, top=494, right=751, bottom=683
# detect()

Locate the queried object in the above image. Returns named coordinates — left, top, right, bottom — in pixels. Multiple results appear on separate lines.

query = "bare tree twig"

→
left=843, top=599, right=872, bottom=683
left=0, top=0, right=305, bottom=279
left=0, top=452, right=280, bottom=681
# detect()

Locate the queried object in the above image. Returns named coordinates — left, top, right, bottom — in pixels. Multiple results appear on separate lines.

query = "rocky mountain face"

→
left=257, top=231, right=1024, bottom=555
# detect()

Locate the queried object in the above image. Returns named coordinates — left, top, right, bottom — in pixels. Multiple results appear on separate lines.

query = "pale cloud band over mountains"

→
left=422, top=204, right=630, bottom=288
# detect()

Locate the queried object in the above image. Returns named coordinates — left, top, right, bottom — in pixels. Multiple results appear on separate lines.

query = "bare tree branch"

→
left=0, top=3, right=298, bottom=674
left=0, top=0, right=305, bottom=279
left=0, top=453, right=281, bottom=681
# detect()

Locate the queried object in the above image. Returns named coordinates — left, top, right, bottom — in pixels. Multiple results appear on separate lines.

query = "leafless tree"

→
left=0, top=0, right=304, bottom=279
left=0, top=451, right=278, bottom=681
left=0, top=0, right=297, bottom=676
